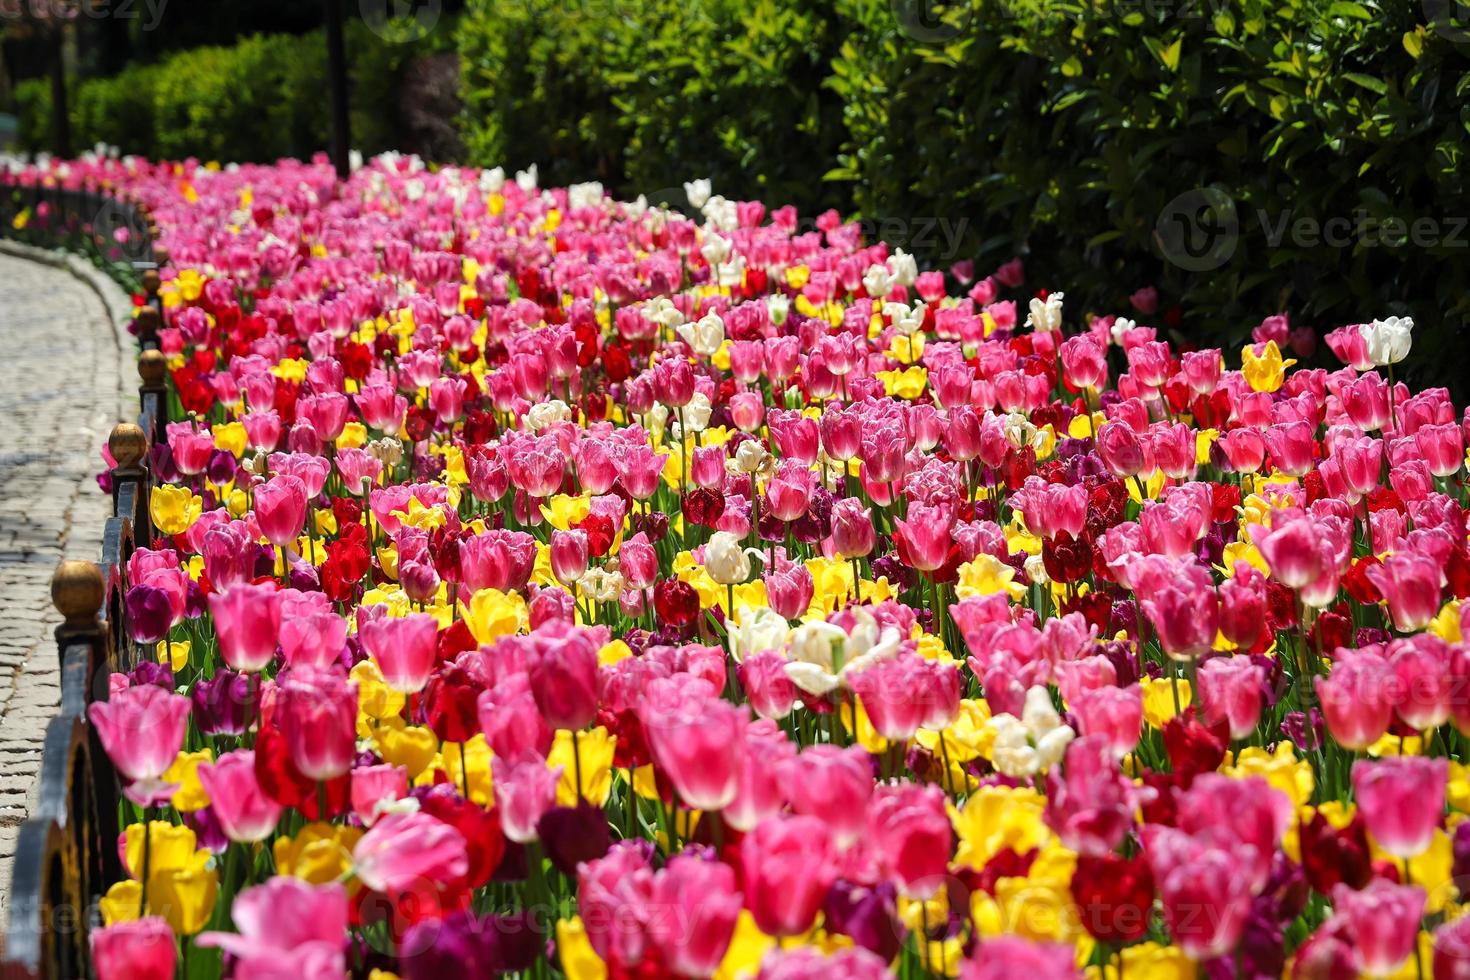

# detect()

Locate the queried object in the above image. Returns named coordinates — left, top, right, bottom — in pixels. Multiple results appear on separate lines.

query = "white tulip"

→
left=727, top=606, right=790, bottom=663
left=677, top=311, right=726, bottom=357
left=1359, top=316, right=1413, bottom=366
left=515, top=164, right=539, bottom=191
left=887, top=248, right=918, bottom=287
left=1025, top=291, right=1065, bottom=333
left=684, top=178, right=713, bottom=210
left=701, top=232, right=733, bottom=267
left=863, top=263, right=894, bottom=299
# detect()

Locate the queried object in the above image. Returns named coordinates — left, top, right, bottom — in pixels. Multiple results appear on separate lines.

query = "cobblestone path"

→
left=0, top=252, right=130, bottom=906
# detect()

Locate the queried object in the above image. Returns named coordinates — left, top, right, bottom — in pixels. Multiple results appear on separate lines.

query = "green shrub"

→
left=826, top=0, right=1470, bottom=390
left=13, top=23, right=430, bottom=163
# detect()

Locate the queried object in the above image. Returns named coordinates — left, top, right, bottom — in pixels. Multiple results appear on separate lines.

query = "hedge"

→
left=13, top=22, right=438, bottom=163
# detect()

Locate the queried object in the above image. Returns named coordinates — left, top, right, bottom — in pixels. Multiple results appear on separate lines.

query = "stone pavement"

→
left=0, top=251, right=132, bottom=908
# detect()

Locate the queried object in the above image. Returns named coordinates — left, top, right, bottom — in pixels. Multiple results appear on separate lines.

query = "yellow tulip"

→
left=212, top=421, right=247, bottom=458
left=375, top=721, right=439, bottom=779
left=1241, top=340, right=1295, bottom=393
left=157, top=640, right=190, bottom=672
left=1141, top=676, right=1191, bottom=729
left=461, top=588, right=529, bottom=644
left=550, top=727, right=616, bottom=806
left=163, top=749, right=214, bottom=812
left=556, top=917, right=607, bottom=980
left=1223, top=743, right=1314, bottom=810
left=441, top=735, right=494, bottom=806
left=150, top=484, right=202, bottom=535
left=950, top=785, right=1050, bottom=870
left=274, top=823, right=363, bottom=886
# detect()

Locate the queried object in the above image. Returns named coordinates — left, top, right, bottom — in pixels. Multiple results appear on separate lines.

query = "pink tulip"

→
left=640, top=676, right=747, bottom=811
left=1390, top=636, right=1453, bottom=730
left=893, top=501, right=955, bottom=572
left=491, top=755, right=561, bottom=843
left=527, top=628, right=599, bottom=731
left=550, top=529, right=590, bottom=585
left=764, top=458, right=814, bottom=521
left=779, top=745, right=873, bottom=848
left=867, top=782, right=952, bottom=898
left=830, top=498, right=875, bottom=559
left=353, top=811, right=469, bottom=893
left=254, top=474, right=309, bottom=547
left=1330, top=880, right=1426, bottom=977
left=350, top=764, right=408, bottom=827
left=277, top=589, right=347, bottom=669
left=92, top=918, right=176, bottom=980
left=741, top=815, right=837, bottom=937
left=88, top=684, right=190, bottom=806
left=1316, top=649, right=1395, bottom=750
left=358, top=612, right=440, bottom=694
left=1197, top=656, right=1265, bottom=740
left=478, top=674, right=554, bottom=761
left=209, top=581, right=282, bottom=672
left=1352, top=757, right=1447, bottom=858
left=959, top=937, right=1082, bottom=980
left=763, top=560, right=814, bottom=620
left=276, top=666, right=357, bottom=781
left=195, top=750, right=282, bottom=843
left=1072, top=684, right=1143, bottom=755
left=1365, top=552, right=1444, bottom=632
left=649, top=854, right=744, bottom=977
left=1436, top=916, right=1470, bottom=980
left=198, top=877, right=349, bottom=980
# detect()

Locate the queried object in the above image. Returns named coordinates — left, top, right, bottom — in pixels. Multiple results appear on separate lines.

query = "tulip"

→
left=350, top=764, right=408, bottom=828
left=527, top=631, right=599, bottom=731
left=276, top=666, right=357, bottom=781
left=650, top=854, right=744, bottom=977
left=1315, top=649, right=1395, bottom=750
left=353, top=811, right=470, bottom=894
left=254, top=474, right=309, bottom=547
left=358, top=612, right=440, bottom=694
left=92, top=918, right=176, bottom=980
left=1330, top=880, right=1425, bottom=977
left=1352, top=757, right=1447, bottom=859
left=1365, top=552, right=1444, bottom=632
left=88, top=685, right=190, bottom=806
left=893, top=501, right=955, bottom=572
left=704, top=530, right=752, bottom=585
left=741, top=816, right=838, bottom=937
left=867, top=782, right=951, bottom=898
left=959, top=938, right=1082, bottom=980
left=640, top=676, right=747, bottom=811
left=209, top=582, right=282, bottom=672
left=549, top=529, right=590, bottom=585
left=491, top=756, right=561, bottom=843
left=779, top=744, right=873, bottom=848
left=194, top=751, right=282, bottom=843
left=1436, top=917, right=1470, bottom=980
left=197, top=877, right=349, bottom=979
left=1197, top=656, right=1265, bottom=740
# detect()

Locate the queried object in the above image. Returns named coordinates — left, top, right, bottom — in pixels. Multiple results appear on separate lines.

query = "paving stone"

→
left=0, top=253, right=132, bottom=904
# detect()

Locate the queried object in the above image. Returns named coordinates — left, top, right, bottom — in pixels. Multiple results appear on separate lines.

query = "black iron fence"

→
left=0, top=166, right=161, bottom=296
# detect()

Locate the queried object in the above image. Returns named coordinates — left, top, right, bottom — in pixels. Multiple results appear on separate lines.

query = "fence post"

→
left=138, top=350, right=169, bottom=450
left=51, top=560, right=106, bottom=675
left=108, top=422, right=151, bottom=550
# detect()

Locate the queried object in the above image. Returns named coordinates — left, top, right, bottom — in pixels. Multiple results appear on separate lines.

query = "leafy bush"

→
left=13, top=23, right=433, bottom=163
left=457, top=0, right=847, bottom=210
left=827, top=0, right=1470, bottom=391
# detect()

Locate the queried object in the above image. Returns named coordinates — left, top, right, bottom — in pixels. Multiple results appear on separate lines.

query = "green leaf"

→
left=1342, top=73, right=1388, bottom=95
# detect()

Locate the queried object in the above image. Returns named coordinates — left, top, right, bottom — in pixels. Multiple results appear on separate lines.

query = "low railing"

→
left=0, top=182, right=167, bottom=978
left=0, top=166, right=162, bottom=296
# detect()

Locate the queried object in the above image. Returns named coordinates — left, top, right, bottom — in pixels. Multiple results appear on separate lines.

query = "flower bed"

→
left=9, top=153, right=1470, bottom=980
